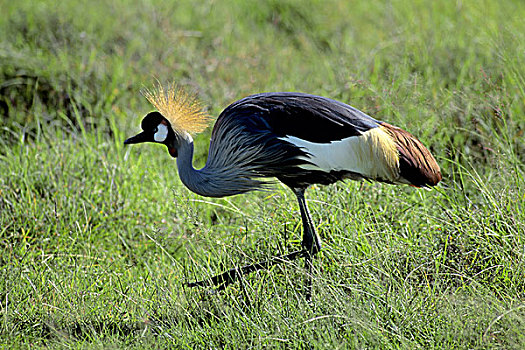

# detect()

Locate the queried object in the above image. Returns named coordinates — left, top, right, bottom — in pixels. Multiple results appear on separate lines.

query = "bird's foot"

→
left=186, top=267, right=243, bottom=291
left=186, top=249, right=308, bottom=291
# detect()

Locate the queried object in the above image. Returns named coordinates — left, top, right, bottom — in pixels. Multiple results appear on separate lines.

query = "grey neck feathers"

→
left=175, top=133, right=265, bottom=198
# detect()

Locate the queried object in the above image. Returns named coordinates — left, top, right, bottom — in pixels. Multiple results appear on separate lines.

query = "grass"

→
left=1, top=0, right=525, bottom=348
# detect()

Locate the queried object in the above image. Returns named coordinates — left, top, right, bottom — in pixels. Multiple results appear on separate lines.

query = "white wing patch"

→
left=154, top=123, right=169, bottom=142
left=281, top=127, right=401, bottom=183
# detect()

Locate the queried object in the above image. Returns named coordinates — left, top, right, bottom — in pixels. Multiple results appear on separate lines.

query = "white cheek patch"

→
left=154, top=123, right=169, bottom=142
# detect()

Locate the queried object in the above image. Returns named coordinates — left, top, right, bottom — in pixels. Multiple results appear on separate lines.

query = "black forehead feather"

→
left=141, top=111, right=164, bottom=130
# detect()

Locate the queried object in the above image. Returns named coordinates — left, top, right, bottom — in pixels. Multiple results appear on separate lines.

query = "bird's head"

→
left=124, top=83, right=210, bottom=158
left=124, top=111, right=181, bottom=157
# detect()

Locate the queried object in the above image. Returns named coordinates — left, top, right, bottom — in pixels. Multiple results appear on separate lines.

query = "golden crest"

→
left=142, top=82, right=210, bottom=134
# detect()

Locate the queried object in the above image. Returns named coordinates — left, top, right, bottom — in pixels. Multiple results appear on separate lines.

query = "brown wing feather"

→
left=381, top=122, right=442, bottom=187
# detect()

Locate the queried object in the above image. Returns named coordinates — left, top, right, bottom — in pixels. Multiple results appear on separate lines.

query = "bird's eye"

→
left=153, top=127, right=158, bottom=133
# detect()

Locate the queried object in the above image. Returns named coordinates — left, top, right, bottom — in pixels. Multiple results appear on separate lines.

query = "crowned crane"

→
left=124, top=85, right=442, bottom=300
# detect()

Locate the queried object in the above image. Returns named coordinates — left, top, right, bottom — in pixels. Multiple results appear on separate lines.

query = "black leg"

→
left=187, top=249, right=307, bottom=290
left=294, top=188, right=322, bottom=255
left=187, top=187, right=322, bottom=299
left=294, top=188, right=322, bottom=300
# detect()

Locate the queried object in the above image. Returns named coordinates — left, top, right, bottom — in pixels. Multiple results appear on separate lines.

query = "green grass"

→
left=1, top=0, right=525, bottom=348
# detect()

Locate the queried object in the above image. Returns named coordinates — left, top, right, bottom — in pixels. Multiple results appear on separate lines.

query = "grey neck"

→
left=174, top=132, right=265, bottom=198
left=175, top=134, right=209, bottom=197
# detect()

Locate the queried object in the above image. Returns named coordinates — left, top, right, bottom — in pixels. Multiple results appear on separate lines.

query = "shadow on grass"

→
left=12, top=317, right=149, bottom=342
left=10, top=290, right=240, bottom=344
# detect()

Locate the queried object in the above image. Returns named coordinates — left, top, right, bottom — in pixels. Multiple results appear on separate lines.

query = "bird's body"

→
left=200, top=92, right=440, bottom=193
left=125, top=87, right=441, bottom=299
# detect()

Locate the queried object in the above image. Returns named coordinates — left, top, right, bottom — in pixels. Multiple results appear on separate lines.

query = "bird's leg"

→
left=187, top=249, right=307, bottom=290
left=187, top=189, right=322, bottom=299
left=294, top=188, right=322, bottom=255
left=294, top=188, right=322, bottom=301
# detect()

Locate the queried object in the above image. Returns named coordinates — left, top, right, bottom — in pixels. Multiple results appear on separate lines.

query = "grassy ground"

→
left=1, top=0, right=525, bottom=348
